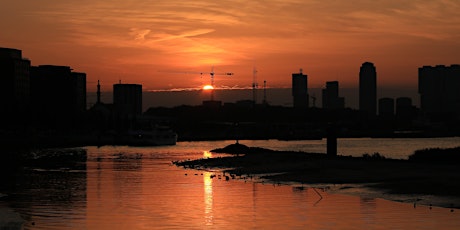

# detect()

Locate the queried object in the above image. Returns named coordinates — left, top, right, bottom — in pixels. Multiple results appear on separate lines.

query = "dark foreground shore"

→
left=175, top=143, right=460, bottom=209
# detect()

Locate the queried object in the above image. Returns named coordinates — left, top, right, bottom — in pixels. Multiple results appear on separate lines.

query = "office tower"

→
left=396, top=97, right=412, bottom=114
left=113, top=83, right=142, bottom=116
left=30, top=65, right=87, bottom=125
left=0, top=47, right=31, bottom=117
left=292, top=69, right=309, bottom=108
left=396, top=97, right=415, bottom=121
left=359, top=62, right=377, bottom=115
left=418, top=65, right=460, bottom=117
left=322, top=81, right=345, bottom=109
left=378, top=98, right=394, bottom=117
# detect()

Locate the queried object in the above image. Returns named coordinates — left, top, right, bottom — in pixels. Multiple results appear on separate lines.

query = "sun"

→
left=203, top=85, right=214, bottom=90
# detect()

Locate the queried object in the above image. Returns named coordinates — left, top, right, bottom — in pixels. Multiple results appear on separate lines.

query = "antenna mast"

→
left=252, top=67, right=258, bottom=105
left=97, top=80, right=101, bottom=104
left=263, top=80, right=267, bottom=105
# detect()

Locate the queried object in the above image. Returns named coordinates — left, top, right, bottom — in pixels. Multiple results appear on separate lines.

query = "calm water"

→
left=4, top=138, right=460, bottom=229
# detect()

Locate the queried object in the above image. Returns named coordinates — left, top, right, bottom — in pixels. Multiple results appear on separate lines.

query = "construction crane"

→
left=163, top=66, right=233, bottom=101
left=196, top=66, right=233, bottom=101
left=204, top=66, right=233, bottom=89
left=164, top=66, right=233, bottom=88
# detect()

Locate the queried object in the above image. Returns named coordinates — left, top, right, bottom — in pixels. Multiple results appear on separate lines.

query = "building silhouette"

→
left=0, top=47, right=31, bottom=121
left=72, top=72, right=87, bottom=114
left=378, top=97, right=394, bottom=117
left=113, top=83, right=142, bottom=116
left=418, top=65, right=460, bottom=119
left=359, top=62, right=377, bottom=116
left=396, top=97, right=412, bottom=115
left=30, top=65, right=86, bottom=127
left=322, top=81, right=345, bottom=109
left=395, top=97, right=416, bottom=123
left=292, top=69, right=309, bottom=108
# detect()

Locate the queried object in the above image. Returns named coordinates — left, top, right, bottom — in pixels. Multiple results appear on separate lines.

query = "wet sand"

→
left=174, top=143, right=460, bottom=209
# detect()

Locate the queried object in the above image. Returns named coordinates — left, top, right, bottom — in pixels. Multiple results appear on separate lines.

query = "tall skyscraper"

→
left=292, top=69, right=309, bottom=108
left=0, top=47, right=31, bottom=117
left=322, top=81, right=345, bottom=109
left=359, top=62, right=377, bottom=115
left=418, top=65, right=460, bottom=117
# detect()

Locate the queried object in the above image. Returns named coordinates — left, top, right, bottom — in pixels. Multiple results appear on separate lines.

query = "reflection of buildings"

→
left=322, top=81, right=345, bottom=109
left=30, top=65, right=86, bottom=126
left=359, top=62, right=377, bottom=116
left=418, top=65, right=460, bottom=118
left=292, top=69, right=309, bottom=108
left=360, top=197, right=376, bottom=226
left=0, top=48, right=31, bottom=123
left=86, top=149, right=143, bottom=229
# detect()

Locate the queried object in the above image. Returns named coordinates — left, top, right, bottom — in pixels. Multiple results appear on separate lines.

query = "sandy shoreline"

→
left=174, top=143, right=460, bottom=209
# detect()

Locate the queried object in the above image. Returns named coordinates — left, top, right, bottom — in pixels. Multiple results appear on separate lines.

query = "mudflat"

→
left=174, top=143, right=460, bottom=209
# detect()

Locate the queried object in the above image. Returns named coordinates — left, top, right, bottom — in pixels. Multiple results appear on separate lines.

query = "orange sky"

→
left=2, top=0, right=460, bottom=92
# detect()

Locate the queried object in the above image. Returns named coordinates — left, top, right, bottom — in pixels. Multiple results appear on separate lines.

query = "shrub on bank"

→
left=409, top=146, right=460, bottom=163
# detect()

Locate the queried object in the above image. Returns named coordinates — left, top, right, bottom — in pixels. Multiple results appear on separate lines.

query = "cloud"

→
left=148, top=29, right=216, bottom=42
left=130, top=28, right=151, bottom=41
left=5, top=0, right=460, bottom=90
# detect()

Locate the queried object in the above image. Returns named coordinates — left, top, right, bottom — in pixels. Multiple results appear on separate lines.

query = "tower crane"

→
left=163, top=66, right=233, bottom=88
left=163, top=66, right=233, bottom=101
left=201, top=66, right=234, bottom=88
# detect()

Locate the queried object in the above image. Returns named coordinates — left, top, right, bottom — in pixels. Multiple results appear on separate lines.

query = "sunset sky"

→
left=2, top=0, right=460, bottom=92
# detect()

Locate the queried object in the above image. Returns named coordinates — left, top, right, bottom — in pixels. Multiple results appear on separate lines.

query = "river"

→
left=2, top=137, right=460, bottom=229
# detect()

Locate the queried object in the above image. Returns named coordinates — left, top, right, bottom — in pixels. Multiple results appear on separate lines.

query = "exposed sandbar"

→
left=175, top=143, right=460, bottom=209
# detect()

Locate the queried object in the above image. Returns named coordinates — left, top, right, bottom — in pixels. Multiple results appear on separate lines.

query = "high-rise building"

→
left=396, top=97, right=412, bottom=113
left=322, top=81, right=345, bottom=109
left=113, top=83, right=143, bottom=116
left=0, top=47, right=31, bottom=117
left=292, top=69, right=309, bottom=108
left=418, top=65, right=460, bottom=117
left=395, top=97, right=416, bottom=121
left=359, top=62, right=377, bottom=115
left=72, top=72, right=87, bottom=114
left=378, top=98, right=394, bottom=117
left=30, top=65, right=87, bottom=125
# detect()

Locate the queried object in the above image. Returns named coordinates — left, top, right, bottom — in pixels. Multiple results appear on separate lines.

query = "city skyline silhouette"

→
left=3, top=2, right=460, bottom=229
left=2, top=1, right=460, bottom=92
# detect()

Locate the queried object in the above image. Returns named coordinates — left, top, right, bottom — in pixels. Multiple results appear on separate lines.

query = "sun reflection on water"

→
left=204, top=171, right=214, bottom=225
left=203, top=149, right=214, bottom=225
left=203, top=151, right=212, bottom=159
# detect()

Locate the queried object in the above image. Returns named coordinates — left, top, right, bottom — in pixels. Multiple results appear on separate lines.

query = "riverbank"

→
left=0, top=201, right=24, bottom=230
left=174, top=143, right=460, bottom=209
